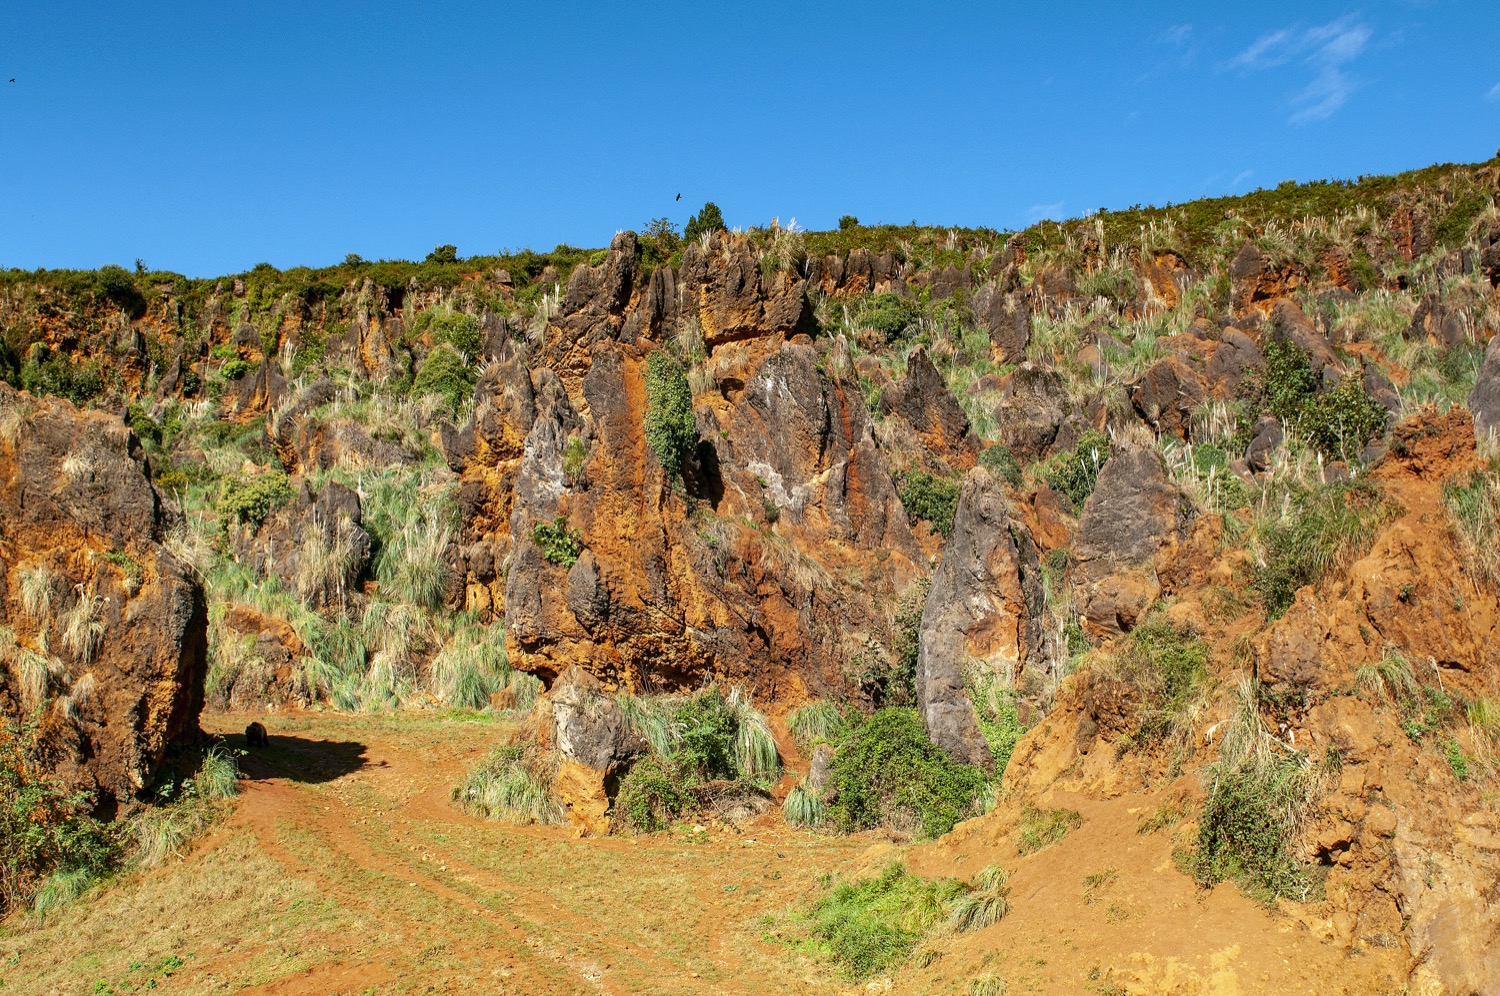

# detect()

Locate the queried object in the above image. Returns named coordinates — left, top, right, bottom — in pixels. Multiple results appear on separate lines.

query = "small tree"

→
left=426, top=244, right=459, bottom=265
left=839, top=214, right=859, bottom=231
left=684, top=202, right=727, bottom=243
left=643, top=351, right=696, bottom=475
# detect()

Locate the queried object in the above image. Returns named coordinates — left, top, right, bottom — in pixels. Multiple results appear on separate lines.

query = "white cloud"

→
left=1225, top=17, right=1372, bottom=124
left=1161, top=24, right=1193, bottom=47
left=1487, top=82, right=1500, bottom=101
left=1026, top=201, right=1064, bottom=221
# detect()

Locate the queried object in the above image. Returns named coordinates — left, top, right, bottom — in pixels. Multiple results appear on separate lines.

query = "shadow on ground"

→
left=231, top=732, right=370, bottom=784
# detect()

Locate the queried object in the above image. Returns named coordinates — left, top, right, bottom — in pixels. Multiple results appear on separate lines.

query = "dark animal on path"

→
left=245, top=721, right=269, bottom=748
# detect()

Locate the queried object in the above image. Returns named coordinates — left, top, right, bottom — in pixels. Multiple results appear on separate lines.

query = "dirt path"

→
left=0, top=710, right=870, bottom=995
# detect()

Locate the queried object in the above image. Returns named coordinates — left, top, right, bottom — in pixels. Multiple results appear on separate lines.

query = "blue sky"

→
left=1, top=2, right=1496, bottom=276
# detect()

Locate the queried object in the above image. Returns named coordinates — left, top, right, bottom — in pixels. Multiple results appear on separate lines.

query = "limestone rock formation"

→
left=0, top=384, right=207, bottom=809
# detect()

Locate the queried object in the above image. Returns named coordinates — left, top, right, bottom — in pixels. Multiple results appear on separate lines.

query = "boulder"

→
left=916, top=468, right=1045, bottom=765
left=548, top=666, right=642, bottom=834
left=1073, top=445, right=1187, bottom=636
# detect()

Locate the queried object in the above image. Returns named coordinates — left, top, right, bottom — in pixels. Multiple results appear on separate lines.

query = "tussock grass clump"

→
left=1191, top=678, right=1331, bottom=903
left=17, top=563, right=57, bottom=621
left=612, top=685, right=782, bottom=833
left=786, top=700, right=853, bottom=751
left=1015, top=805, right=1083, bottom=855
left=427, top=622, right=538, bottom=711
left=1251, top=477, right=1398, bottom=619
left=950, top=864, right=1011, bottom=931
left=782, top=783, right=826, bottom=827
left=1443, top=460, right=1500, bottom=587
left=1355, top=648, right=1419, bottom=703
left=193, top=747, right=240, bottom=801
left=825, top=708, right=989, bottom=839
left=451, top=745, right=561, bottom=824
left=804, top=863, right=968, bottom=979
left=59, top=588, right=106, bottom=666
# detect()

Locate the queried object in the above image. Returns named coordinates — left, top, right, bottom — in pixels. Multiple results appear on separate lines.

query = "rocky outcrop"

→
left=916, top=468, right=1044, bottom=765
left=879, top=348, right=978, bottom=469
left=502, top=337, right=922, bottom=702
left=0, top=385, right=207, bottom=810
left=1471, top=333, right=1500, bottom=444
left=1073, top=445, right=1188, bottom=636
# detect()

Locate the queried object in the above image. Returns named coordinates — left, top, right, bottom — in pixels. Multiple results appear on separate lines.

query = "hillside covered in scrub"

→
left=2, top=156, right=1500, bottom=993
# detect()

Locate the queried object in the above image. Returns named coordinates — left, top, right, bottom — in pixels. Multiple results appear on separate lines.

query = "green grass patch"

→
left=1015, top=805, right=1083, bottom=855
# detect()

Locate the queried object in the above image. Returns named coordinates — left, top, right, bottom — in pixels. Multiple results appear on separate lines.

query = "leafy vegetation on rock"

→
left=643, top=350, right=696, bottom=474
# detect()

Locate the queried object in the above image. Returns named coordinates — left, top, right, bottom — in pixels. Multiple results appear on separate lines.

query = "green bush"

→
left=838, top=214, right=859, bottom=231
left=425, top=244, right=459, bottom=264
left=825, top=708, right=989, bottom=839
left=969, top=677, right=1028, bottom=775
left=616, top=756, right=688, bottom=833
left=410, top=344, right=475, bottom=414
left=219, top=358, right=255, bottom=381
left=979, top=444, right=1023, bottom=488
left=804, top=863, right=967, bottom=979
left=1263, top=340, right=1385, bottom=460
left=216, top=474, right=293, bottom=528
left=643, top=350, right=696, bottom=474
left=897, top=469, right=960, bottom=535
left=410, top=310, right=483, bottom=361
left=1, top=720, right=119, bottom=917
left=96, top=264, right=146, bottom=318
left=1251, top=478, right=1396, bottom=619
left=1043, top=429, right=1111, bottom=510
left=532, top=516, right=583, bottom=567
left=684, top=202, right=727, bottom=243
left=857, top=294, right=922, bottom=341
left=19, top=349, right=105, bottom=404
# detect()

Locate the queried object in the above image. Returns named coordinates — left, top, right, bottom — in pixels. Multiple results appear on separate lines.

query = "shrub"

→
left=532, top=516, right=583, bottom=568
left=1, top=720, right=118, bottom=917
left=410, top=309, right=483, bottom=361
left=643, top=351, right=697, bottom=474
left=897, top=470, right=961, bottom=535
left=19, top=350, right=105, bottom=404
left=216, top=473, right=293, bottom=528
left=451, top=745, right=560, bottom=824
left=1108, top=618, right=1210, bottom=746
left=410, top=343, right=474, bottom=414
left=1043, top=429, right=1111, bottom=510
left=825, top=708, right=989, bottom=839
left=856, top=294, right=922, bottom=341
left=684, top=202, right=727, bottom=243
left=96, top=264, right=146, bottom=317
left=1251, top=478, right=1396, bottom=619
left=804, top=863, right=967, bottom=979
left=979, top=444, right=1023, bottom=487
left=1263, top=340, right=1385, bottom=460
left=426, top=244, right=459, bottom=264
left=839, top=215, right=859, bottom=231
left=1191, top=679, right=1325, bottom=903
left=219, top=358, right=255, bottom=381
left=616, top=756, right=688, bottom=833
left=1015, top=805, right=1083, bottom=855
left=969, top=677, right=1028, bottom=775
